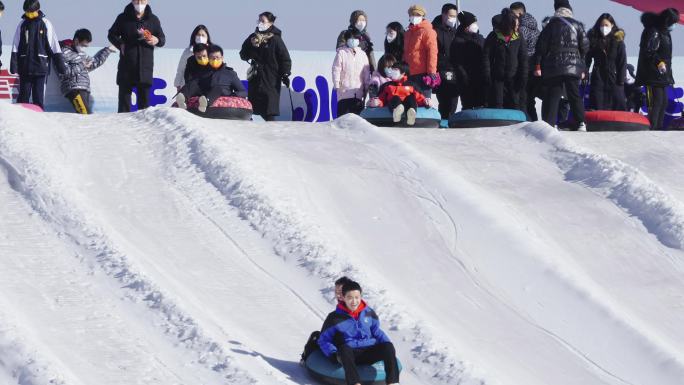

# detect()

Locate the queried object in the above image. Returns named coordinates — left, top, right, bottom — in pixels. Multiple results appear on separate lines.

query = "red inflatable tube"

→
left=584, top=110, right=650, bottom=132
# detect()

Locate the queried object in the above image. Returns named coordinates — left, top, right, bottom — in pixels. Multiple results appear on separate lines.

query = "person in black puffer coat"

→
left=384, top=22, right=405, bottom=64
left=585, top=13, right=627, bottom=111
left=483, top=8, right=528, bottom=110
left=336, top=10, right=376, bottom=72
left=534, top=0, right=589, bottom=130
left=10, top=0, right=67, bottom=109
left=451, top=11, right=486, bottom=109
left=432, top=3, right=460, bottom=119
left=636, top=8, right=679, bottom=130
left=511, top=2, right=541, bottom=120
left=240, top=11, right=292, bottom=121
left=108, top=1, right=165, bottom=113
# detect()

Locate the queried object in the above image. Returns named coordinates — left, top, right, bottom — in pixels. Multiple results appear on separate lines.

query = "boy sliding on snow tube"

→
left=300, top=276, right=353, bottom=364
left=176, top=44, right=246, bottom=113
left=375, top=61, right=432, bottom=126
left=318, top=281, right=400, bottom=385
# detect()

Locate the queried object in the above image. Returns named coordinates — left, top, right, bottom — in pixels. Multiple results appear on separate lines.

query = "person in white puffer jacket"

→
left=332, top=30, right=371, bottom=117
left=174, top=24, right=211, bottom=90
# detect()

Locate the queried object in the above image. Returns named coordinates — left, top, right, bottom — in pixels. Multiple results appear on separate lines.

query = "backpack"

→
left=300, top=331, right=321, bottom=362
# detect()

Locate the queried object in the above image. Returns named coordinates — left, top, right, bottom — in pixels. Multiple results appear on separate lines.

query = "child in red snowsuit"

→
left=376, top=62, right=431, bottom=125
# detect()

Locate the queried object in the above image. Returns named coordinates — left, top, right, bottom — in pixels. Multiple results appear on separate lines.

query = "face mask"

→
left=601, top=26, right=612, bottom=36
left=257, top=22, right=269, bottom=32
left=445, top=17, right=458, bottom=28
left=195, top=36, right=207, bottom=44
left=347, top=38, right=360, bottom=49
left=355, top=21, right=366, bottom=31
left=386, top=32, right=397, bottom=43
left=196, top=57, right=209, bottom=66
left=468, top=23, right=479, bottom=33
left=76, top=45, right=87, bottom=53
left=387, top=68, right=403, bottom=81
left=209, top=59, right=223, bottom=69
left=410, top=16, right=423, bottom=26
left=133, top=3, right=147, bottom=14
left=668, top=24, right=676, bottom=32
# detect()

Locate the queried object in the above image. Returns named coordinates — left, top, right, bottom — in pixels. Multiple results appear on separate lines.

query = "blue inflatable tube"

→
left=449, top=108, right=527, bottom=128
left=360, top=107, right=441, bottom=128
left=305, top=350, right=402, bottom=385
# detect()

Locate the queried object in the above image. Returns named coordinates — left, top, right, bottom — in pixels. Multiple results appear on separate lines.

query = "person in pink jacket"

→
left=403, top=5, right=440, bottom=96
left=333, top=30, right=371, bottom=117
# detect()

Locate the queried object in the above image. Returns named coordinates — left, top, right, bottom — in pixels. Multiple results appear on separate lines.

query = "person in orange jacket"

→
left=376, top=62, right=431, bottom=126
left=403, top=5, right=439, bottom=95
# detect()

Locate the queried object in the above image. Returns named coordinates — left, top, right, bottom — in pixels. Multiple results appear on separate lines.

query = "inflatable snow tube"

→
left=584, top=110, right=650, bottom=131
left=185, top=96, right=253, bottom=120
left=305, top=350, right=402, bottom=385
left=16, top=103, right=44, bottom=113
left=448, top=108, right=526, bottom=128
left=360, top=107, right=441, bottom=128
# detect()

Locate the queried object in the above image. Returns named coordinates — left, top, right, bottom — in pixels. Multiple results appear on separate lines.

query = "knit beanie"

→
left=457, top=11, right=477, bottom=27
left=554, top=0, right=572, bottom=11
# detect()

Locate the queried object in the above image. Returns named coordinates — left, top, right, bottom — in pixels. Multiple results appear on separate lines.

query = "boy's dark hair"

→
left=342, top=281, right=362, bottom=296
left=192, top=43, right=208, bottom=54
left=392, top=61, right=410, bottom=76
left=497, top=8, right=517, bottom=35
left=510, top=2, right=526, bottom=13
left=343, top=29, right=362, bottom=40
left=441, top=3, right=458, bottom=14
left=73, top=29, right=93, bottom=43
left=208, top=44, right=223, bottom=56
left=189, top=25, right=212, bottom=48
left=0, top=2, right=5, bottom=12
left=335, top=276, right=352, bottom=287
left=23, top=0, right=39, bottom=12
left=259, top=11, right=276, bottom=23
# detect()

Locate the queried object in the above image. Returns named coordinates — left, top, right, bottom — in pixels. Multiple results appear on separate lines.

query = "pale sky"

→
left=1, top=0, right=682, bottom=55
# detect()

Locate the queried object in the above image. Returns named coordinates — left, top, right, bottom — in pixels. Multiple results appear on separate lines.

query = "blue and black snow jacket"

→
left=317, top=301, right=391, bottom=357
left=10, top=11, right=66, bottom=76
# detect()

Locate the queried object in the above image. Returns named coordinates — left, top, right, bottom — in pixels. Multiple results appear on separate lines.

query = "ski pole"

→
left=288, top=87, right=295, bottom=119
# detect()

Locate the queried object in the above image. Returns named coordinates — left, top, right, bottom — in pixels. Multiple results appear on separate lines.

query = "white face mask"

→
left=355, top=21, right=366, bottom=31
left=445, top=17, right=458, bottom=28
left=386, top=32, right=397, bottom=43
left=257, top=22, right=269, bottom=32
left=668, top=24, right=676, bottom=32
left=347, top=38, right=360, bottom=49
left=468, top=23, right=479, bottom=33
left=195, top=36, right=207, bottom=44
left=410, top=16, right=423, bottom=26
left=386, top=68, right=402, bottom=80
left=133, top=3, right=147, bottom=14
left=601, top=26, right=612, bottom=36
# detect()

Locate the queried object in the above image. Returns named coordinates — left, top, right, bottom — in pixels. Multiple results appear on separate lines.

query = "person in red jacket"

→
left=403, top=4, right=439, bottom=96
left=377, top=62, right=431, bottom=126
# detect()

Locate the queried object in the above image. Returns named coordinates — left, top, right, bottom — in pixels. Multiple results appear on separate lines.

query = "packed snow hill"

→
left=2, top=103, right=684, bottom=385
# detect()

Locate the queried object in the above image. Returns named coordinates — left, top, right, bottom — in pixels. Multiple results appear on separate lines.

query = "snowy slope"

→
left=1, top=103, right=684, bottom=385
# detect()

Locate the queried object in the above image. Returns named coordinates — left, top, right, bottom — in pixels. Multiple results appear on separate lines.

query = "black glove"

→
left=282, top=75, right=291, bottom=88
